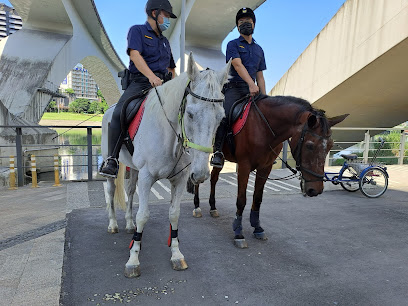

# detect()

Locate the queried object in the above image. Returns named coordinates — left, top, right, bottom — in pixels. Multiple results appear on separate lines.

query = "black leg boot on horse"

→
left=210, top=117, right=229, bottom=169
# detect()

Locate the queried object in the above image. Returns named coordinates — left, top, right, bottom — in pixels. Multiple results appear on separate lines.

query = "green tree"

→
left=88, top=101, right=100, bottom=114
left=97, top=89, right=109, bottom=113
left=69, top=98, right=90, bottom=113
left=65, top=88, right=75, bottom=95
left=46, top=100, right=57, bottom=112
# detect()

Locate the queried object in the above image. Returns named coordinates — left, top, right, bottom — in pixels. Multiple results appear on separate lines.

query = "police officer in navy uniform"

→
left=100, top=0, right=177, bottom=178
left=210, top=7, right=266, bottom=169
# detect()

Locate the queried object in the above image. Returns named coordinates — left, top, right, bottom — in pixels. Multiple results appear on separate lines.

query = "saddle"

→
left=121, top=93, right=149, bottom=155
left=226, top=93, right=268, bottom=155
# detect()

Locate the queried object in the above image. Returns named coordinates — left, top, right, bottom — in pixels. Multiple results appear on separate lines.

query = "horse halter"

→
left=291, top=122, right=331, bottom=182
left=178, top=81, right=224, bottom=153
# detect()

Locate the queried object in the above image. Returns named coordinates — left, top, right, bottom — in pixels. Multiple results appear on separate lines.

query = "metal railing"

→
left=0, top=125, right=406, bottom=187
left=0, top=125, right=101, bottom=187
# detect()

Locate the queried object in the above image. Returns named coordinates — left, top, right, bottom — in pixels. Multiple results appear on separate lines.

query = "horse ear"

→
left=187, top=52, right=200, bottom=82
left=218, top=58, right=232, bottom=85
left=328, top=114, right=349, bottom=127
left=308, top=114, right=318, bottom=129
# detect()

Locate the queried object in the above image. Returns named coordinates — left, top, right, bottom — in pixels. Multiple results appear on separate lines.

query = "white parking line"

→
left=157, top=181, right=171, bottom=193
left=151, top=186, right=164, bottom=200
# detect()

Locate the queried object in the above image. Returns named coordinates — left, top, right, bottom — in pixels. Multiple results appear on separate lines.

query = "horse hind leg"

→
left=251, top=164, right=273, bottom=241
left=105, top=178, right=119, bottom=233
left=125, top=168, right=138, bottom=233
left=209, top=166, right=222, bottom=218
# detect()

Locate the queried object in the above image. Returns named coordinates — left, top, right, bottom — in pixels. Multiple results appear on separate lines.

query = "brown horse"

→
left=188, top=95, right=348, bottom=248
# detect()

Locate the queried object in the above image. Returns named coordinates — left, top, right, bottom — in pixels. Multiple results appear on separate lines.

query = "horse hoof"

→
left=171, top=258, right=188, bottom=271
left=124, top=265, right=141, bottom=278
left=253, top=232, right=268, bottom=240
left=193, top=208, right=202, bottom=218
left=234, top=239, right=248, bottom=249
left=107, top=227, right=119, bottom=234
left=210, top=209, right=219, bottom=218
left=126, top=228, right=134, bottom=234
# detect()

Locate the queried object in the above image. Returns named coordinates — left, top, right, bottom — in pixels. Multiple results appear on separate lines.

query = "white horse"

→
left=102, top=53, right=231, bottom=278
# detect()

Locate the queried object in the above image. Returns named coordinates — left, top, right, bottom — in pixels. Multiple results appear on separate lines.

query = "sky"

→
left=3, top=0, right=346, bottom=91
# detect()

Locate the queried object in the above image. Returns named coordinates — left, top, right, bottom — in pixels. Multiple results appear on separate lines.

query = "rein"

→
left=251, top=97, right=329, bottom=183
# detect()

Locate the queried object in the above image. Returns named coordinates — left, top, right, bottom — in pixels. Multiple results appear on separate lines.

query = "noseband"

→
left=291, top=123, right=331, bottom=182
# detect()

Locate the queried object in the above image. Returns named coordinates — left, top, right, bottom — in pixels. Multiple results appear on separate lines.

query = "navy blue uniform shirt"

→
left=226, top=36, right=266, bottom=83
left=127, top=22, right=176, bottom=75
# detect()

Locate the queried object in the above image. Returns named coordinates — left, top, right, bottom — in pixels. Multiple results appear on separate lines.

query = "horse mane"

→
left=146, top=69, right=222, bottom=125
left=270, top=95, right=330, bottom=134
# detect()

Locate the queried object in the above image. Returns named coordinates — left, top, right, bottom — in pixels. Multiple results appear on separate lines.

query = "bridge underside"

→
left=313, top=38, right=408, bottom=142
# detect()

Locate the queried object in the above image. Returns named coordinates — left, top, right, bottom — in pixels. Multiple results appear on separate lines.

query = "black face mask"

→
left=238, top=22, right=254, bottom=36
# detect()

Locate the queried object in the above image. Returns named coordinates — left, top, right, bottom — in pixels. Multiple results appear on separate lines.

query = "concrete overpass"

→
left=270, top=0, right=408, bottom=141
left=0, top=0, right=266, bottom=126
left=0, top=0, right=125, bottom=125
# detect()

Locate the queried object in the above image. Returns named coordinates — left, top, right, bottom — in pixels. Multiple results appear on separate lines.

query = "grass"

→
left=42, top=112, right=103, bottom=122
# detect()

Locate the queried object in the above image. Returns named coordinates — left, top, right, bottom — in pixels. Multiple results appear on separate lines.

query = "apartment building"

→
left=0, top=3, right=23, bottom=41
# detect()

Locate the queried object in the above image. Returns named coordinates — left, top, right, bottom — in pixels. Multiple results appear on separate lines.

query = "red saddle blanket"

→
left=128, top=98, right=147, bottom=140
left=232, top=100, right=252, bottom=136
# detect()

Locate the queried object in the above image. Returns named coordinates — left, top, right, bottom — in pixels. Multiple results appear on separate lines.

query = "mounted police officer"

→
left=100, top=0, right=177, bottom=178
left=210, top=7, right=266, bottom=169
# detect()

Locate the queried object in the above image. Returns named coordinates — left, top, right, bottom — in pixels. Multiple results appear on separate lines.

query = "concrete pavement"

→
left=0, top=166, right=407, bottom=305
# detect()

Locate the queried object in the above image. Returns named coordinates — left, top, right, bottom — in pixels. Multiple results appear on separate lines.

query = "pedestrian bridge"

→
left=270, top=0, right=408, bottom=142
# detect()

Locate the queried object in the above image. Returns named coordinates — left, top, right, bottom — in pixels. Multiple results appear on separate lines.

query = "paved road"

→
left=0, top=165, right=407, bottom=305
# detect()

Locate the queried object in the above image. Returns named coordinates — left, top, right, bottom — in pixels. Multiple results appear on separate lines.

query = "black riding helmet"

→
left=235, top=7, right=256, bottom=26
left=145, top=0, right=177, bottom=18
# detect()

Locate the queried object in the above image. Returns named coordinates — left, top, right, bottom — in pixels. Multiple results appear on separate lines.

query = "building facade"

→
left=59, top=63, right=99, bottom=102
left=0, top=3, right=23, bottom=41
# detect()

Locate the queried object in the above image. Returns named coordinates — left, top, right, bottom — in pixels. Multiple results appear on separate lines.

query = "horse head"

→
left=290, top=112, right=349, bottom=197
left=183, top=52, right=231, bottom=184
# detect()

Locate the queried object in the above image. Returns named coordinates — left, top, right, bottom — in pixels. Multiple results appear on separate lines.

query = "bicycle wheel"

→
left=339, top=168, right=360, bottom=192
left=359, top=167, right=388, bottom=198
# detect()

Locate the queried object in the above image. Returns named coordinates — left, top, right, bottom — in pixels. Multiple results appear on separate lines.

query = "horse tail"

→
left=186, top=176, right=195, bottom=194
left=114, top=163, right=127, bottom=211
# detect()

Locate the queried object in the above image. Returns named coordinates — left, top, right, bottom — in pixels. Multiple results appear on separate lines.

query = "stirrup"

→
left=99, top=157, right=119, bottom=178
left=210, top=151, right=224, bottom=168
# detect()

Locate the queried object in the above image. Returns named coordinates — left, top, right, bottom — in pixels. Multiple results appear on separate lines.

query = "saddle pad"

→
left=232, top=100, right=252, bottom=136
left=128, top=98, right=147, bottom=140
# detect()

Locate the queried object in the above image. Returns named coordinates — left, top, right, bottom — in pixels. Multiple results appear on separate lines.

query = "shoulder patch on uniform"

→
left=144, top=35, right=153, bottom=39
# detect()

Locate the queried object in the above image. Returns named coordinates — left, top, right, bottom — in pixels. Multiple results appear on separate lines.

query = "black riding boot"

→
left=210, top=118, right=229, bottom=169
left=99, top=116, right=123, bottom=178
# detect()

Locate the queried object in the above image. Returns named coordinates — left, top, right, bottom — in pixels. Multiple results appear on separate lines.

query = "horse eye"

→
left=306, top=142, right=314, bottom=150
left=187, top=112, right=194, bottom=119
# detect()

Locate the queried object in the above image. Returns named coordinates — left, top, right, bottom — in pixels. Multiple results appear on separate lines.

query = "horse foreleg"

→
left=169, top=179, right=188, bottom=271
left=251, top=165, right=273, bottom=240
left=124, top=170, right=153, bottom=278
left=106, top=178, right=119, bottom=234
left=192, top=184, right=202, bottom=218
left=209, top=166, right=222, bottom=218
left=125, top=168, right=138, bottom=233
left=233, top=163, right=251, bottom=248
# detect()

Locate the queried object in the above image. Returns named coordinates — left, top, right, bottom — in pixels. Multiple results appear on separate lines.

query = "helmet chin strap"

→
left=153, top=9, right=163, bottom=35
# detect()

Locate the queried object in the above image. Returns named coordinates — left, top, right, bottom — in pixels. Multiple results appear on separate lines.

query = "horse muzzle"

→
left=300, top=178, right=323, bottom=197
left=190, top=171, right=208, bottom=185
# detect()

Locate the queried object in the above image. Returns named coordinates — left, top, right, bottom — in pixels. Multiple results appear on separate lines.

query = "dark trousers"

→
left=108, top=79, right=151, bottom=157
left=214, top=84, right=250, bottom=152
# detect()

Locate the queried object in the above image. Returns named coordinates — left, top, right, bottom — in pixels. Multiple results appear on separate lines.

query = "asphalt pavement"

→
left=0, top=166, right=407, bottom=305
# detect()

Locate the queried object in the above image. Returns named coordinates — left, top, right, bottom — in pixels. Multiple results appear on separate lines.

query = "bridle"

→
left=290, top=123, right=331, bottom=182
left=252, top=97, right=330, bottom=183
left=178, top=81, right=224, bottom=153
